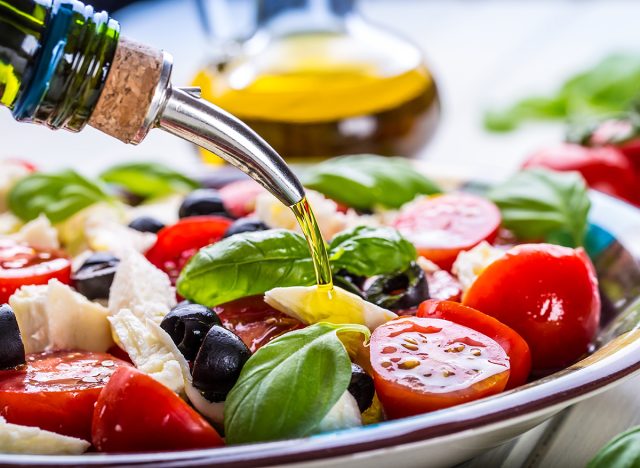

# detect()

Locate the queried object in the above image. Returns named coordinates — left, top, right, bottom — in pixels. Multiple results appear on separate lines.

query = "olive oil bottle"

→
left=194, top=0, right=439, bottom=161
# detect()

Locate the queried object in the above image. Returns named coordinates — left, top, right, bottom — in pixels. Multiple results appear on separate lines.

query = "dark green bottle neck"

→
left=0, top=0, right=119, bottom=132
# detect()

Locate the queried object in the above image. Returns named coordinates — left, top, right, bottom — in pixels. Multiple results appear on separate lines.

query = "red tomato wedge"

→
left=0, top=351, right=129, bottom=440
left=214, top=295, right=304, bottom=352
left=0, top=239, right=71, bottom=303
left=370, top=317, right=510, bottom=419
left=463, top=243, right=600, bottom=373
left=418, top=300, right=531, bottom=389
left=391, top=194, right=501, bottom=270
left=219, top=180, right=266, bottom=218
left=92, top=366, right=224, bottom=452
left=146, top=216, right=232, bottom=284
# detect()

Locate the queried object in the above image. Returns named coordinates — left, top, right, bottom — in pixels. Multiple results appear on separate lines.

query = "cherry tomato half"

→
left=370, top=316, right=510, bottom=419
left=463, top=243, right=600, bottom=373
left=214, top=295, right=304, bottom=352
left=0, top=351, right=129, bottom=440
left=145, top=216, right=232, bottom=284
left=219, top=180, right=266, bottom=218
left=391, top=194, right=501, bottom=270
left=92, top=366, right=224, bottom=452
left=418, top=300, right=531, bottom=389
left=0, top=239, right=72, bottom=304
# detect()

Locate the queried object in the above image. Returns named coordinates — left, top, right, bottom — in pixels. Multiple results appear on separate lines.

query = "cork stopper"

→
left=88, top=37, right=164, bottom=144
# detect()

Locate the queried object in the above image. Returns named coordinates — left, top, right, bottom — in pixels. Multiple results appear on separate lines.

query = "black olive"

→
left=72, top=253, right=120, bottom=300
left=223, top=218, right=269, bottom=238
left=192, top=325, right=251, bottom=402
left=128, top=216, right=165, bottom=234
left=333, top=269, right=367, bottom=298
left=179, top=189, right=229, bottom=219
left=348, top=363, right=374, bottom=413
left=364, top=262, right=429, bottom=311
left=160, top=303, right=222, bottom=361
left=0, top=304, right=25, bottom=370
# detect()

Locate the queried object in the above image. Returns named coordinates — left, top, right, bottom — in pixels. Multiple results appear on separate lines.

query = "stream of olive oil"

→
left=291, top=197, right=333, bottom=290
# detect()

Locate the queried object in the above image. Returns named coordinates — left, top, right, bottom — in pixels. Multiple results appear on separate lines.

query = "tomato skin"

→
left=219, top=180, right=266, bottom=218
left=391, top=194, right=501, bottom=270
left=214, top=295, right=304, bottom=352
left=145, top=216, right=232, bottom=284
left=463, top=243, right=600, bottom=372
left=418, top=300, right=531, bottom=389
left=370, top=317, right=510, bottom=419
left=0, top=239, right=72, bottom=303
left=92, top=366, right=224, bottom=452
left=0, top=351, right=129, bottom=440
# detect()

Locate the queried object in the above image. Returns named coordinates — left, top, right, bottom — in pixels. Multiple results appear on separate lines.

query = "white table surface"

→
left=2, top=1, right=640, bottom=465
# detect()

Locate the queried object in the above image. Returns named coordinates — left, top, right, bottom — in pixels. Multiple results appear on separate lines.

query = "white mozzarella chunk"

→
left=452, top=241, right=505, bottom=292
left=9, top=280, right=114, bottom=354
left=315, top=391, right=362, bottom=433
left=108, top=249, right=176, bottom=325
left=0, top=161, right=31, bottom=213
left=0, top=416, right=89, bottom=455
left=0, top=212, right=22, bottom=235
left=11, top=214, right=59, bottom=250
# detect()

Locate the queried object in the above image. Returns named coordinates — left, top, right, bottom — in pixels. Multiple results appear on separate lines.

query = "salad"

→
left=0, top=155, right=600, bottom=454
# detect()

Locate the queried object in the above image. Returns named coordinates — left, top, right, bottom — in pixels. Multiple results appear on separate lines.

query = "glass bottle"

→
left=194, top=0, right=440, bottom=161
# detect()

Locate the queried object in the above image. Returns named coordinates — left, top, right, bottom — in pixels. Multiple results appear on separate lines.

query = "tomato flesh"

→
left=392, top=194, right=501, bottom=270
left=418, top=300, right=531, bottom=389
left=214, top=295, right=304, bottom=352
left=0, top=351, right=129, bottom=440
left=463, top=243, right=600, bottom=372
left=92, top=366, right=224, bottom=452
left=370, top=317, right=510, bottom=419
left=0, top=239, right=71, bottom=303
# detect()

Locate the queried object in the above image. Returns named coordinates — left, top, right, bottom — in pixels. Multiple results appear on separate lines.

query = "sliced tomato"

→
left=219, top=180, right=266, bottom=218
left=0, top=238, right=71, bottom=304
left=418, top=300, right=531, bottom=389
left=92, top=366, right=224, bottom=452
left=214, top=295, right=304, bottom=352
left=370, top=316, right=510, bottom=419
left=463, top=243, right=600, bottom=373
left=391, top=194, right=501, bottom=270
left=0, top=351, right=129, bottom=440
left=145, top=216, right=232, bottom=284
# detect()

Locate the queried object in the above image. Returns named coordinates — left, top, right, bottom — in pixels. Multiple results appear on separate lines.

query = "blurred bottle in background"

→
left=193, top=0, right=439, bottom=161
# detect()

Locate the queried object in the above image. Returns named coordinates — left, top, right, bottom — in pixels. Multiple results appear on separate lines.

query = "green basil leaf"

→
left=8, top=170, right=112, bottom=223
left=588, top=426, right=640, bottom=468
left=176, top=229, right=316, bottom=306
left=302, top=154, right=440, bottom=210
left=100, top=162, right=199, bottom=198
left=329, top=226, right=417, bottom=276
left=224, top=322, right=370, bottom=444
left=488, top=168, right=590, bottom=247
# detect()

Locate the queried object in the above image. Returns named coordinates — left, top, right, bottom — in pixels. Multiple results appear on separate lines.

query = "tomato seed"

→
left=471, top=348, right=482, bottom=356
left=402, top=343, right=419, bottom=351
left=381, top=361, right=392, bottom=368
left=382, top=346, right=397, bottom=354
left=404, top=337, right=418, bottom=345
left=399, top=360, right=420, bottom=369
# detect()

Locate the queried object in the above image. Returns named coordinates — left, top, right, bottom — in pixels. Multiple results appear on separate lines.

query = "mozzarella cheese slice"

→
left=452, top=241, right=505, bottom=292
left=315, top=391, right=362, bottom=434
left=0, top=416, right=89, bottom=455
left=11, top=214, right=59, bottom=250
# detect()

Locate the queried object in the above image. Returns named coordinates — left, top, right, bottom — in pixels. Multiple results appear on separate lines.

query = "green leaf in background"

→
left=488, top=168, right=591, bottom=247
left=588, top=426, right=640, bottom=468
left=302, top=154, right=440, bottom=210
left=485, top=54, right=640, bottom=132
left=176, top=229, right=316, bottom=306
left=8, top=170, right=112, bottom=223
left=224, top=322, right=370, bottom=444
left=100, top=162, right=200, bottom=199
left=329, top=226, right=417, bottom=277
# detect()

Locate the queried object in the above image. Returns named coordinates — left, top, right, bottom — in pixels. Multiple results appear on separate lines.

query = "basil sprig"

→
left=8, top=170, right=112, bottom=223
left=100, top=162, right=199, bottom=199
left=488, top=168, right=591, bottom=247
left=224, top=322, right=370, bottom=444
left=177, top=226, right=417, bottom=307
left=302, top=154, right=440, bottom=210
left=588, top=426, right=640, bottom=468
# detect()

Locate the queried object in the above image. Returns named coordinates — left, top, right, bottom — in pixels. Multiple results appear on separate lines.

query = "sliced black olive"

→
left=160, top=303, right=221, bottom=361
left=223, top=218, right=269, bottom=238
left=72, top=252, right=120, bottom=300
left=333, top=269, right=367, bottom=298
left=348, top=363, right=374, bottom=412
left=128, top=216, right=165, bottom=234
left=364, top=262, right=429, bottom=311
left=192, top=325, right=251, bottom=402
left=0, top=304, right=25, bottom=370
left=179, top=189, right=229, bottom=219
